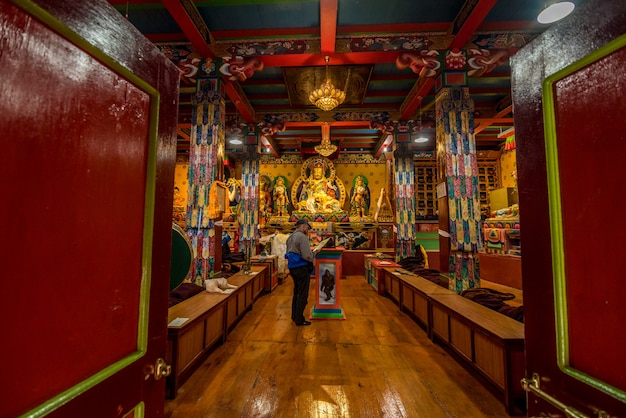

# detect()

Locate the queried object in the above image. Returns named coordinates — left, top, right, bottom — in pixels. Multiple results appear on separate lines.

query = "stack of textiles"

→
left=460, top=288, right=524, bottom=323
left=398, top=251, right=441, bottom=284
left=168, top=282, right=204, bottom=308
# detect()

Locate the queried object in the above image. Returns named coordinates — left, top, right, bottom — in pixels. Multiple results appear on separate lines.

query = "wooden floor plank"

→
left=165, top=275, right=522, bottom=417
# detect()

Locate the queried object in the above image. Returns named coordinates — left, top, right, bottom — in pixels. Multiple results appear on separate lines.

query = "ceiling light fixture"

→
left=537, top=1, right=575, bottom=24
left=309, top=56, right=346, bottom=112
left=315, top=122, right=338, bottom=156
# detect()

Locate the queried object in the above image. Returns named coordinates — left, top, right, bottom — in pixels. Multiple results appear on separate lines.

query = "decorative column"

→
left=238, top=139, right=260, bottom=260
left=186, top=79, right=225, bottom=284
left=436, top=86, right=483, bottom=293
left=393, top=137, right=416, bottom=260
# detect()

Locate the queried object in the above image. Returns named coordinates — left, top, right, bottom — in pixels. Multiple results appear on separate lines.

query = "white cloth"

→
left=271, top=233, right=290, bottom=277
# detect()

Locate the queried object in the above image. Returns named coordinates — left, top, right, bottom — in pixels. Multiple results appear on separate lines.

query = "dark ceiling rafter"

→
left=399, top=0, right=499, bottom=120
left=162, top=0, right=256, bottom=123
left=110, top=0, right=546, bottom=158
left=161, top=0, right=214, bottom=58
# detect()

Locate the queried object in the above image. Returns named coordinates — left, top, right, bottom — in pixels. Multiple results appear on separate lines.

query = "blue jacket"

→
left=285, top=229, right=315, bottom=269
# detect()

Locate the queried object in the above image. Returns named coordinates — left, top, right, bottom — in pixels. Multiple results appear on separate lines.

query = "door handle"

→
left=146, top=358, right=172, bottom=381
left=522, top=373, right=608, bottom=418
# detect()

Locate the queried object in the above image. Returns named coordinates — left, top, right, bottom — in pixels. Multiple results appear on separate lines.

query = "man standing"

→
left=286, top=219, right=317, bottom=326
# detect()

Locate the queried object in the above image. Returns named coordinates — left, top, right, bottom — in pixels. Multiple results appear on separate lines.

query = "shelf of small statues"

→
left=265, top=216, right=294, bottom=231
left=289, top=211, right=350, bottom=223
left=334, top=221, right=377, bottom=231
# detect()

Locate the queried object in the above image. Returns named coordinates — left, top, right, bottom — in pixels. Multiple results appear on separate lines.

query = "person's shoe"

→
left=296, top=320, right=312, bottom=326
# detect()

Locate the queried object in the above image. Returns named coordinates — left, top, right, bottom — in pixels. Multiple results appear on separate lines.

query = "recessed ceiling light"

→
left=414, top=136, right=429, bottom=143
left=229, top=138, right=243, bottom=145
left=537, top=1, right=575, bottom=24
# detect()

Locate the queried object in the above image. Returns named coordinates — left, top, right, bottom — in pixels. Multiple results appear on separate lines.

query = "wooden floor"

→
left=165, top=276, right=523, bottom=418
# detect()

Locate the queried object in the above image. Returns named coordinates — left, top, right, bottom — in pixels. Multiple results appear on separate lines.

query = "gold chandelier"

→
left=315, top=122, right=338, bottom=156
left=309, top=56, right=346, bottom=112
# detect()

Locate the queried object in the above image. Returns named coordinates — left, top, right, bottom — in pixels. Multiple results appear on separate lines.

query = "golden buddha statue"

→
left=292, top=158, right=345, bottom=214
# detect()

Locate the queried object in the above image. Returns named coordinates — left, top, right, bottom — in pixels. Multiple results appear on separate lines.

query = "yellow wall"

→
left=175, top=157, right=388, bottom=215
left=500, top=146, right=517, bottom=189
left=260, top=157, right=388, bottom=213
left=174, top=162, right=189, bottom=206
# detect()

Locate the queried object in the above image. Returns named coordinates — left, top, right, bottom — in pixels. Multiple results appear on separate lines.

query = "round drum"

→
left=170, top=223, right=193, bottom=291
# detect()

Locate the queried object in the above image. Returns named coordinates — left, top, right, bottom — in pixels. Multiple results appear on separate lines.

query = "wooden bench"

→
left=165, top=266, right=267, bottom=399
left=382, top=267, right=525, bottom=415
left=383, top=268, right=452, bottom=331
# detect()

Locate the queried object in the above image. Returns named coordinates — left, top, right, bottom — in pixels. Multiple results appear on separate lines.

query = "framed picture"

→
left=211, top=181, right=229, bottom=214
left=315, top=259, right=341, bottom=309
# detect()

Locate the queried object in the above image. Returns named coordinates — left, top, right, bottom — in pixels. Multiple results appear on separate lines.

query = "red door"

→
left=511, top=1, right=626, bottom=415
left=0, top=1, right=179, bottom=417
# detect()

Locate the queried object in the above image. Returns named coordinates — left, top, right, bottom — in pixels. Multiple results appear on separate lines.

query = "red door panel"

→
left=549, top=44, right=626, bottom=393
left=0, top=1, right=178, bottom=416
left=511, top=0, right=626, bottom=415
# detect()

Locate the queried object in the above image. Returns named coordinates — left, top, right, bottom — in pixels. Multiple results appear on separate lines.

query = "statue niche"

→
left=349, top=175, right=371, bottom=220
left=291, top=157, right=346, bottom=220
left=272, top=175, right=291, bottom=217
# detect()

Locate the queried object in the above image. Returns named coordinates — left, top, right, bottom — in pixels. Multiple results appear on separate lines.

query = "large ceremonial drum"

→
left=170, top=223, right=193, bottom=290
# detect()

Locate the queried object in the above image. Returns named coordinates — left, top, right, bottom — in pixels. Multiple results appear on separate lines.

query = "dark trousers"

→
left=289, top=266, right=311, bottom=323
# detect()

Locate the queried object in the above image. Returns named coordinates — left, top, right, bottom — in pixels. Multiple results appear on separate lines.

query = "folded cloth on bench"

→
left=169, top=282, right=204, bottom=307
left=460, top=288, right=524, bottom=322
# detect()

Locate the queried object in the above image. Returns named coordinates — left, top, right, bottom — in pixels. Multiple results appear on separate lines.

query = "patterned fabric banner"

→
left=393, top=144, right=416, bottom=260
left=187, top=79, right=225, bottom=284
left=436, top=86, right=482, bottom=292
left=239, top=146, right=260, bottom=249
left=449, top=252, right=480, bottom=293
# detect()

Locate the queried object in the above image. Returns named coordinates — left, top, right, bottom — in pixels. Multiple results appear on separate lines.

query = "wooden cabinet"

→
left=364, top=255, right=399, bottom=295
left=381, top=267, right=525, bottom=415
left=415, top=162, right=438, bottom=220
left=388, top=269, right=450, bottom=332
left=415, top=154, right=500, bottom=219
left=227, top=266, right=265, bottom=330
left=476, top=154, right=501, bottom=214
left=166, top=266, right=267, bottom=398
left=166, top=294, right=228, bottom=399
left=429, top=294, right=525, bottom=415
left=383, top=269, right=401, bottom=303
left=251, top=255, right=279, bottom=292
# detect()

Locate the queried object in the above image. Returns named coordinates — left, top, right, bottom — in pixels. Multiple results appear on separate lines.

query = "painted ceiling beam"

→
left=177, top=126, right=190, bottom=141
left=260, top=135, right=281, bottom=159
left=474, top=105, right=513, bottom=134
left=320, top=0, right=338, bottom=54
left=258, top=51, right=400, bottom=67
left=474, top=117, right=514, bottom=133
left=162, top=0, right=258, bottom=123
left=399, top=77, right=435, bottom=120
left=284, top=121, right=373, bottom=128
left=223, top=81, right=255, bottom=123
left=398, top=0, right=498, bottom=120
left=449, top=0, right=499, bottom=50
left=373, top=132, right=393, bottom=159
left=161, top=0, right=215, bottom=58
